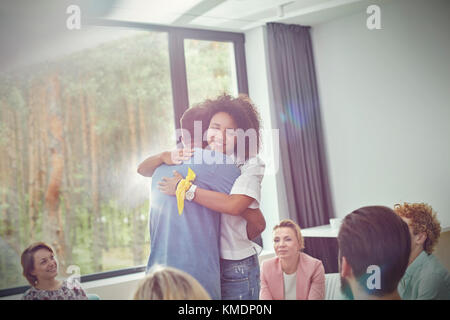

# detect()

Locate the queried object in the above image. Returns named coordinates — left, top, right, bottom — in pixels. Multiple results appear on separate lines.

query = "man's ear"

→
left=340, top=256, right=353, bottom=279
left=416, top=232, right=427, bottom=246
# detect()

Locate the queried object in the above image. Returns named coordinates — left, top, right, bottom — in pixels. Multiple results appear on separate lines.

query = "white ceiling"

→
left=104, top=0, right=386, bottom=31
left=0, top=0, right=387, bottom=72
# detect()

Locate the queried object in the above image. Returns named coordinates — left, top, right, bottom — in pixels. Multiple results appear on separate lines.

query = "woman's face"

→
left=400, top=216, right=424, bottom=253
left=206, top=112, right=237, bottom=155
left=31, top=249, right=58, bottom=282
left=273, top=227, right=301, bottom=259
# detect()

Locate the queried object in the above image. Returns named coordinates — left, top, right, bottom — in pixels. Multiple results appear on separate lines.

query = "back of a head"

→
left=338, top=206, right=411, bottom=296
left=180, top=106, right=212, bottom=148
left=134, top=265, right=211, bottom=300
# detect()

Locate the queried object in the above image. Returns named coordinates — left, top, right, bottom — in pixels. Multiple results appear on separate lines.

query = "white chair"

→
left=325, top=273, right=346, bottom=300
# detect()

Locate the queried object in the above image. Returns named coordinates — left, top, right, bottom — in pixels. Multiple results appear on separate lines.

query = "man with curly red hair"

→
left=394, top=202, right=450, bottom=300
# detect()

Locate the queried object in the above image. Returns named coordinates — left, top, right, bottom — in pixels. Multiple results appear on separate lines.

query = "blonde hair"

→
left=134, top=265, right=211, bottom=300
left=273, top=219, right=305, bottom=250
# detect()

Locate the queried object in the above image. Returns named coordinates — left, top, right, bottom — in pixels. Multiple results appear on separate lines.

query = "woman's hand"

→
left=137, top=149, right=192, bottom=177
left=161, top=148, right=194, bottom=165
left=158, top=171, right=184, bottom=195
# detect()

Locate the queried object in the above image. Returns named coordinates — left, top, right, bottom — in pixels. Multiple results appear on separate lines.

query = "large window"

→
left=185, top=39, right=238, bottom=106
left=0, top=28, right=174, bottom=290
left=0, top=22, right=247, bottom=295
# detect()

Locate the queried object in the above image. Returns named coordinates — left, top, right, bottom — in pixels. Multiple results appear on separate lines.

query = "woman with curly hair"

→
left=394, top=202, right=450, bottom=300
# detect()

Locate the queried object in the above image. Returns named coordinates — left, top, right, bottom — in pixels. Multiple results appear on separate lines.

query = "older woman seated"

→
left=260, top=219, right=325, bottom=300
left=21, top=242, right=88, bottom=300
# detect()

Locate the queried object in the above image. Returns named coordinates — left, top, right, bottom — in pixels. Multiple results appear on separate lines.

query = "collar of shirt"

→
left=229, top=154, right=245, bottom=168
left=405, top=251, right=428, bottom=277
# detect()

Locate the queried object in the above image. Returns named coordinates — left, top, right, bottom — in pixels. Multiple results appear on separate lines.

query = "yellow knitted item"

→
left=175, top=167, right=196, bottom=215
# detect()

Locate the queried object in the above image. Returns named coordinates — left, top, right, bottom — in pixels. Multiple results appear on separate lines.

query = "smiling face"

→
left=273, top=227, right=301, bottom=259
left=31, top=248, right=58, bottom=282
left=206, top=112, right=237, bottom=156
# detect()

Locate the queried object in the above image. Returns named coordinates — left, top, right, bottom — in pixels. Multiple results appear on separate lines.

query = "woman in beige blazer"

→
left=260, top=219, right=325, bottom=300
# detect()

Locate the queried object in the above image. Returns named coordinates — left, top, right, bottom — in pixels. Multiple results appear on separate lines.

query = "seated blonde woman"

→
left=260, top=219, right=325, bottom=300
left=134, top=265, right=211, bottom=300
left=21, top=242, right=87, bottom=300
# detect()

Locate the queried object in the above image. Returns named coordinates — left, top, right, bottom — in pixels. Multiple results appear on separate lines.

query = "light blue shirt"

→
left=398, top=251, right=450, bottom=300
left=146, top=148, right=240, bottom=300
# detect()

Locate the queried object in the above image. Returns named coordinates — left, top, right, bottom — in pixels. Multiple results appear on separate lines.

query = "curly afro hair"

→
left=200, top=93, right=262, bottom=160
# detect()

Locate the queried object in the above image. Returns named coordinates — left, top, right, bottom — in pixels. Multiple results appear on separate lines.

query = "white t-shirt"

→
left=283, top=272, right=297, bottom=300
left=220, top=156, right=265, bottom=260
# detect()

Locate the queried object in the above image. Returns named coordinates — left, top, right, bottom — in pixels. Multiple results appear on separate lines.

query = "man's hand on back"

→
left=158, top=170, right=184, bottom=195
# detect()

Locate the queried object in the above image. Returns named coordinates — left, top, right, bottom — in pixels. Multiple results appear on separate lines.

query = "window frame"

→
left=0, top=19, right=248, bottom=298
left=87, top=19, right=248, bottom=130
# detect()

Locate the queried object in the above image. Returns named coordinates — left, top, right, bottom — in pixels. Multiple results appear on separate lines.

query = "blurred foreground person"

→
left=134, top=265, right=211, bottom=300
left=338, top=206, right=410, bottom=300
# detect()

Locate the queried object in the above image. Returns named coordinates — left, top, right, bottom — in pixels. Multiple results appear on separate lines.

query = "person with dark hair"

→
left=136, top=105, right=210, bottom=177
left=179, top=105, right=211, bottom=149
left=158, top=94, right=266, bottom=300
left=338, top=206, right=411, bottom=300
left=138, top=103, right=265, bottom=300
left=21, top=242, right=87, bottom=300
left=260, top=219, right=325, bottom=300
left=394, top=202, right=450, bottom=300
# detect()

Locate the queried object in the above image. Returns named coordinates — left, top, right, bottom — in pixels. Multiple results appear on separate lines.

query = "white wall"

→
left=311, top=0, right=450, bottom=228
left=244, top=26, right=290, bottom=250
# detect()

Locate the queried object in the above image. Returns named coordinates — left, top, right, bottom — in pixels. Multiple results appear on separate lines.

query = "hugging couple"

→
left=137, top=94, right=266, bottom=300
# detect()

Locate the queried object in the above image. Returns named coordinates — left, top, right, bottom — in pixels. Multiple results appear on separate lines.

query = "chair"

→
left=324, top=273, right=346, bottom=300
left=87, top=293, right=101, bottom=300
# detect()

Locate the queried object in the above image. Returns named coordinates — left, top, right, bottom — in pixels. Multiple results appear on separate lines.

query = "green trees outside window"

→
left=0, top=27, right=240, bottom=291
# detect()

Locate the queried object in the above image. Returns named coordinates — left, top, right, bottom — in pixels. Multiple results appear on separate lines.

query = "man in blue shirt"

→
left=147, top=148, right=240, bottom=300
left=140, top=106, right=241, bottom=300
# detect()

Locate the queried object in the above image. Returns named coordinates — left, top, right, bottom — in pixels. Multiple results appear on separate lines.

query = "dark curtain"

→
left=266, top=22, right=338, bottom=273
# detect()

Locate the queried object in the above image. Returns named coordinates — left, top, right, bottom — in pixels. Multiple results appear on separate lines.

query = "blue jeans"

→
left=220, top=254, right=260, bottom=300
